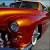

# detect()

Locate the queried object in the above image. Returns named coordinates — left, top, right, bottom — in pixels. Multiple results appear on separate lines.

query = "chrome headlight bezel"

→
left=10, top=22, right=19, bottom=33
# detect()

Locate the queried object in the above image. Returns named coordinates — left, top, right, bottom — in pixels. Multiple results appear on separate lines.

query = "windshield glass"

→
left=0, top=0, right=38, bottom=9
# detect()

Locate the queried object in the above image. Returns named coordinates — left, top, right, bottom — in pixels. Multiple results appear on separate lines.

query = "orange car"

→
left=0, top=1, right=49, bottom=50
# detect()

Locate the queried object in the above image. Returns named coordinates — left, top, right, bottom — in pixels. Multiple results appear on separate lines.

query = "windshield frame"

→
left=0, top=1, right=39, bottom=9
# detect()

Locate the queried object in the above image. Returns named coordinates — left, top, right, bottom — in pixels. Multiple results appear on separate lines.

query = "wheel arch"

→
left=37, top=24, right=42, bottom=40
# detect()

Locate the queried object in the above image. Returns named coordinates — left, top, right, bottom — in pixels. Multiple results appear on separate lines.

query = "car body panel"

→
left=0, top=8, right=48, bottom=48
left=0, top=1, right=49, bottom=49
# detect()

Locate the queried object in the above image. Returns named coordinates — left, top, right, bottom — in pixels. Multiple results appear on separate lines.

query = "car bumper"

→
left=0, top=44, right=32, bottom=50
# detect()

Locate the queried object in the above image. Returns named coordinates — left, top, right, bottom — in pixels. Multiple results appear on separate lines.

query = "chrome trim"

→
left=32, top=30, right=40, bottom=46
left=16, top=44, right=32, bottom=50
left=32, top=36, right=37, bottom=46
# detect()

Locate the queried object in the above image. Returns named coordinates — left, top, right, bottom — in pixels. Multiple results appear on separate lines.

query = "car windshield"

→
left=0, top=0, right=38, bottom=9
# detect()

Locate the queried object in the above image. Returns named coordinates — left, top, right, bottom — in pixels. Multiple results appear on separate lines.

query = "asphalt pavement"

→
left=32, top=20, right=50, bottom=50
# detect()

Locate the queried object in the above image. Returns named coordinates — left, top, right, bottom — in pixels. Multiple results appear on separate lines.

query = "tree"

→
left=2, top=3, right=5, bottom=7
left=48, top=7, right=50, bottom=12
left=0, top=3, right=6, bottom=7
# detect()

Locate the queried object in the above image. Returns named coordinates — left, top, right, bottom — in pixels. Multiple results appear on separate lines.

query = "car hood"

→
left=0, top=8, right=40, bottom=16
left=0, top=8, right=40, bottom=27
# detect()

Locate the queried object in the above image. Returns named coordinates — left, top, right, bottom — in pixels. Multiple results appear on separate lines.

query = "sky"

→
left=0, top=0, right=14, bottom=5
left=32, top=0, right=50, bottom=6
left=0, top=0, right=50, bottom=6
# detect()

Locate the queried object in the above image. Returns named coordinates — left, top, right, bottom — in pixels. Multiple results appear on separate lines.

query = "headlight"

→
left=10, top=22, right=19, bottom=32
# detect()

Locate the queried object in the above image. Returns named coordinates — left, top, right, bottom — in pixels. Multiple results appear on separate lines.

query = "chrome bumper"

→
left=16, top=44, right=32, bottom=50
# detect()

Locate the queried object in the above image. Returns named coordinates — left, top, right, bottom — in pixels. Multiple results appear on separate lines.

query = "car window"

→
left=10, top=2, right=39, bottom=9
left=0, top=0, right=38, bottom=9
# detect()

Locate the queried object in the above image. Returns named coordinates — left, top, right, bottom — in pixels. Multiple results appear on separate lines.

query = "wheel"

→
left=38, top=24, right=42, bottom=40
left=0, top=30, right=9, bottom=48
left=32, top=24, right=42, bottom=46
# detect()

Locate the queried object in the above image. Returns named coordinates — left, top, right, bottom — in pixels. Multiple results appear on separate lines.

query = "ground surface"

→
left=32, top=20, right=50, bottom=50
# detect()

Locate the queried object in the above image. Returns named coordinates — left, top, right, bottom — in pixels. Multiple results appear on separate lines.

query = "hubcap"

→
left=32, top=27, right=40, bottom=46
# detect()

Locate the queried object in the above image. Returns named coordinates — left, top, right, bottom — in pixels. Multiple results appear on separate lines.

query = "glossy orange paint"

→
left=0, top=8, right=48, bottom=48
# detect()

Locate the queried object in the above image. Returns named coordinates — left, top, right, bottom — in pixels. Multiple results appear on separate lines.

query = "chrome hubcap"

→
left=32, top=27, right=40, bottom=46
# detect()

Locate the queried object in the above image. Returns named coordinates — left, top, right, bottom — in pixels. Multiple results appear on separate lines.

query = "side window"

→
left=39, top=3, right=47, bottom=11
left=42, top=4, right=47, bottom=11
left=32, top=3, right=38, bottom=9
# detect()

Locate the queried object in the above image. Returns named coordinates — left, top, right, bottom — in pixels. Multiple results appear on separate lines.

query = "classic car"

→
left=0, top=1, right=49, bottom=50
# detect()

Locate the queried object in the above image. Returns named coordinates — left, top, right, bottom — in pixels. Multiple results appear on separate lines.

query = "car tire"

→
left=32, top=24, right=42, bottom=46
